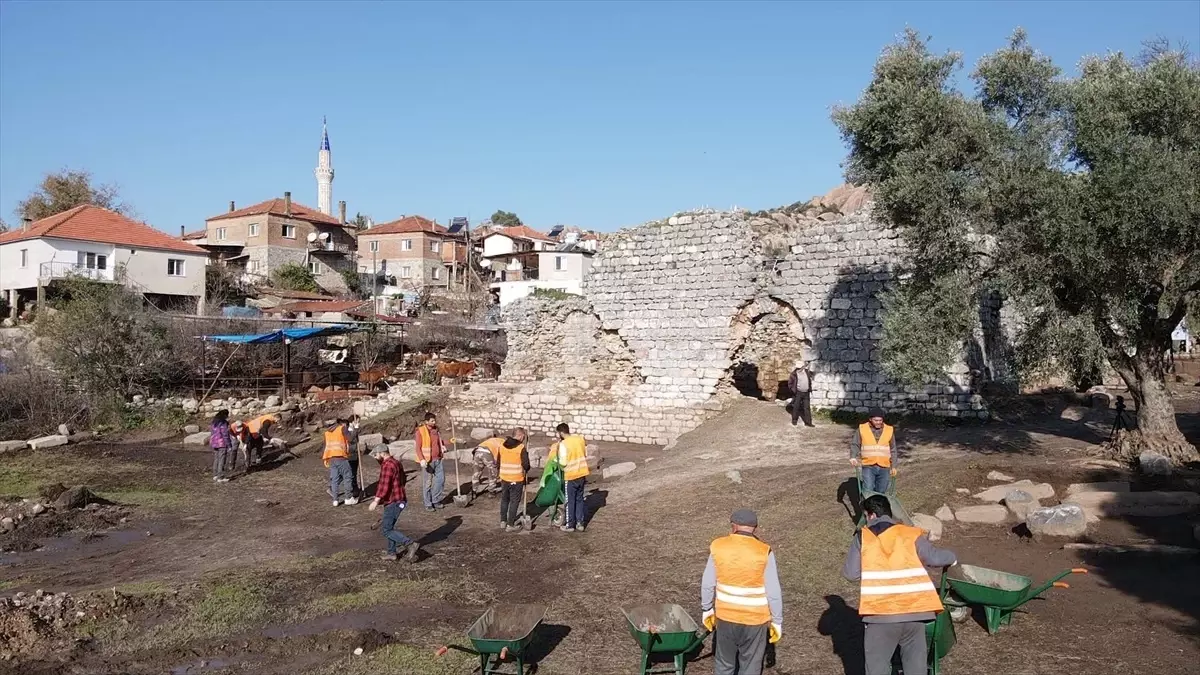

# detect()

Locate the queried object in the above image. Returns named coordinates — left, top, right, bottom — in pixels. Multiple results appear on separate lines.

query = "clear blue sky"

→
left=1, top=1, right=1197, bottom=233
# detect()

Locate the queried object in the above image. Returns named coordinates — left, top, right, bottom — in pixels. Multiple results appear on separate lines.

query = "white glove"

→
left=420, top=460, right=428, bottom=469
left=368, top=498, right=379, bottom=512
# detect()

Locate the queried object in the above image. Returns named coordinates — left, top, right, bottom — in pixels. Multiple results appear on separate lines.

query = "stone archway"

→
left=726, top=296, right=809, bottom=401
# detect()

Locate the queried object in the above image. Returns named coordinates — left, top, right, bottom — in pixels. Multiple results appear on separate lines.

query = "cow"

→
left=435, top=360, right=476, bottom=379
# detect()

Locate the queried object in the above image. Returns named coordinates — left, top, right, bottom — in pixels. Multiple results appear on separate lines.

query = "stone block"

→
left=27, top=434, right=70, bottom=450
left=182, top=432, right=211, bottom=446
left=470, top=427, right=494, bottom=441
left=1003, top=490, right=1041, bottom=520
left=934, top=504, right=955, bottom=521
left=358, top=433, right=384, bottom=452
left=953, top=504, right=1008, bottom=524
left=973, top=480, right=1054, bottom=502
left=911, top=513, right=943, bottom=541
left=1026, top=504, right=1087, bottom=538
left=602, top=461, right=637, bottom=480
left=1068, top=490, right=1200, bottom=518
left=183, top=424, right=201, bottom=435
left=1065, top=481, right=1131, bottom=495
left=388, top=440, right=416, bottom=461
left=986, top=471, right=1015, bottom=482
left=1, top=440, right=30, bottom=453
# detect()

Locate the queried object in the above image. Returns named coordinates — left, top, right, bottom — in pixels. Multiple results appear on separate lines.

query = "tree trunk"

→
left=1109, top=351, right=1198, bottom=463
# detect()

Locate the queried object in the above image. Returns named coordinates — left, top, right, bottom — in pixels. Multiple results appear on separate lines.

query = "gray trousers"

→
left=713, top=619, right=768, bottom=675
left=864, top=621, right=926, bottom=675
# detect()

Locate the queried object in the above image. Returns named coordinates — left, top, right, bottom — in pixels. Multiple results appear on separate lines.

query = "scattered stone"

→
left=181, top=398, right=200, bottom=413
left=57, top=423, right=71, bottom=436
left=54, top=486, right=101, bottom=510
left=1003, top=490, right=1041, bottom=520
left=953, top=504, right=1009, bottom=524
left=1068, top=490, right=1200, bottom=518
left=934, top=504, right=955, bottom=522
left=955, top=488, right=971, bottom=495
left=911, top=513, right=943, bottom=541
left=264, top=395, right=281, bottom=408
left=357, top=433, right=384, bottom=452
left=27, top=435, right=69, bottom=450
left=603, top=461, right=637, bottom=480
left=725, top=470, right=743, bottom=484
left=974, top=480, right=1054, bottom=502
left=470, top=427, right=494, bottom=441
left=1, top=517, right=14, bottom=532
left=1025, top=504, right=1088, bottom=538
left=1059, top=406, right=1089, bottom=422
left=0, top=440, right=28, bottom=453
left=986, top=471, right=1015, bottom=482
left=183, top=424, right=201, bottom=435
left=1138, top=452, right=1173, bottom=476
left=183, top=432, right=212, bottom=446
left=29, top=503, right=46, bottom=516
left=67, top=431, right=96, bottom=444
left=1065, top=481, right=1131, bottom=495
left=354, top=647, right=364, bottom=656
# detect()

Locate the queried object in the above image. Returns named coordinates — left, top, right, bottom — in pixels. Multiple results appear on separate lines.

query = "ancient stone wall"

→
left=451, top=185, right=1011, bottom=444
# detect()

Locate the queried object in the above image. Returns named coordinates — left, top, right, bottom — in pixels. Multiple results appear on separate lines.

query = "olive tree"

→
left=834, top=29, right=1199, bottom=462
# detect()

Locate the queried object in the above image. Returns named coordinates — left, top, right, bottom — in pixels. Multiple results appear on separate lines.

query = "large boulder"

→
left=1138, top=452, right=1173, bottom=476
left=911, top=513, right=944, bottom=542
left=1026, top=504, right=1087, bottom=538
left=1003, top=490, right=1041, bottom=520
left=953, top=504, right=1009, bottom=524
left=1068, top=490, right=1200, bottom=518
left=470, top=427, right=495, bottom=441
left=183, top=432, right=212, bottom=446
left=28, top=435, right=69, bottom=450
left=974, top=480, right=1055, bottom=502
left=357, top=433, right=384, bottom=452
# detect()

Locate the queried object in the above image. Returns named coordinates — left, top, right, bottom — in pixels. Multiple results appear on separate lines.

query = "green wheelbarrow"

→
left=855, top=466, right=912, bottom=527
left=621, top=605, right=709, bottom=675
left=946, top=564, right=1088, bottom=634
left=925, top=569, right=958, bottom=675
left=465, top=604, right=547, bottom=674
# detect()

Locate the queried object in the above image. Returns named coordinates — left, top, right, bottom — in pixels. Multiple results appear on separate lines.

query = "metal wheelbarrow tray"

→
left=621, top=604, right=708, bottom=675
left=946, top=564, right=1087, bottom=634
left=466, top=604, right=547, bottom=675
left=855, top=467, right=913, bottom=527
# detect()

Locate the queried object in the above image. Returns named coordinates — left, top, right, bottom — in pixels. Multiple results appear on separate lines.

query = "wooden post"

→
left=282, top=338, right=291, bottom=398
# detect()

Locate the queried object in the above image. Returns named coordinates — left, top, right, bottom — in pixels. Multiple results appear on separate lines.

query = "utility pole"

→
left=372, top=249, right=378, bottom=320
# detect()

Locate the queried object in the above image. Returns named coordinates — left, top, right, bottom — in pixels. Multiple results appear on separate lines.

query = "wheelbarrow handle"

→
left=1071, top=567, right=1089, bottom=574
left=1053, top=582, right=1070, bottom=589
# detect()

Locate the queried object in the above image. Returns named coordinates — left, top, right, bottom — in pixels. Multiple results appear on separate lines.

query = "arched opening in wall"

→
left=724, top=296, right=809, bottom=401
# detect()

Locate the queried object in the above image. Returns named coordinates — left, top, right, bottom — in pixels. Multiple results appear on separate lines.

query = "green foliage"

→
left=16, top=168, right=128, bottom=221
left=530, top=287, right=573, bottom=301
left=878, top=274, right=976, bottom=385
left=271, top=262, right=319, bottom=292
left=340, top=267, right=364, bottom=296
left=490, top=210, right=522, bottom=227
left=35, top=278, right=180, bottom=403
left=833, top=29, right=1200, bottom=429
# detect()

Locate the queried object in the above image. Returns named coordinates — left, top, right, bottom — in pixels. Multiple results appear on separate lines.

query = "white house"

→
left=0, top=205, right=209, bottom=315
left=481, top=225, right=557, bottom=257
left=486, top=246, right=595, bottom=306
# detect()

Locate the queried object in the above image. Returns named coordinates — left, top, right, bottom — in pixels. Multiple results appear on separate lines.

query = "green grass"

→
left=112, top=580, right=176, bottom=596
left=302, top=578, right=427, bottom=616
left=308, top=643, right=474, bottom=675
left=98, top=487, right=185, bottom=509
left=0, top=452, right=147, bottom=497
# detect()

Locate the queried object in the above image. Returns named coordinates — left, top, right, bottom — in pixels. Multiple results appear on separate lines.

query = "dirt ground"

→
left=2, top=389, right=1199, bottom=675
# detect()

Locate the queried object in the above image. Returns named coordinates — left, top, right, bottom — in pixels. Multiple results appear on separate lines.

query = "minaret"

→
left=315, top=117, right=334, bottom=215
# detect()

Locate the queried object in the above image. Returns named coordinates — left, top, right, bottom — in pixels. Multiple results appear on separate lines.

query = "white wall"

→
left=483, top=234, right=516, bottom=257
left=0, top=237, right=205, bottom=301
left=492, top=278, right=587, bottom=306
left=0, top=238, right=57, bottom=291
left=537, top=251, right=593, bottom=283
left=113, top=248, right=207, bottom=298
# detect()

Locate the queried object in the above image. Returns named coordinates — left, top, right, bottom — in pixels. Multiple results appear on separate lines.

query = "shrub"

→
left=271, top=263, right=318, bottom=292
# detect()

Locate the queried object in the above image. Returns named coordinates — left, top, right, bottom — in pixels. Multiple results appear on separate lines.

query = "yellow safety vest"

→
left=560, top=435, right=589, bottom=481
left=498, top=443, right=526, bottom=483
left=859, top=524, right=943, bottom=616
left=858, top=423, right=893, bottom=468
left=710, top=534, right=772, bottom=626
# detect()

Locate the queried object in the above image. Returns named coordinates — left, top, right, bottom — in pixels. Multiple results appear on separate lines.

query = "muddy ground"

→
left=2, top=390, right=1199, bottom=675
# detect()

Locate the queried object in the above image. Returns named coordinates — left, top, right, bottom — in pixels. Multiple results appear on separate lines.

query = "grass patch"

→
left=311, top=643, right=474, bottom=675
left=113, top=580, right=176, bottom=596
left=303, top=578, right=426, bottom=616
left=99, top=487, right=185, bottom=509
left=0, top=452, right=146, bottom=497
left=190, top=581, right=270, bottom=632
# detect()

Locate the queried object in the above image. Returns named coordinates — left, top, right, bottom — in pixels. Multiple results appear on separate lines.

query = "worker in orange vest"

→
left=496, top=435, right=530, bottom=532
left=473, top=428, right=527, bottom=496
left=553, top=423, right=589, bottom=532
left=844, top=494, right=957, bottom=675
left=414, top=412, right=447, bottom=511
left=322, top=418, right=357, bottom=507
left=242, top=413, right=279, bottom=467
left=850, top=409, right=897, bottom=494
left=700, top=509, right=783, bottom=675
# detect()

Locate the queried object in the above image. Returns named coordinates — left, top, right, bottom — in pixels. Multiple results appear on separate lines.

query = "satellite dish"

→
left=478, top=259, right=491, bottom=269
left=306, top=233, right=318, bottom=243
left=319, top=232, right=330, bottom=241
left=507, top=259, right=522, bottom=271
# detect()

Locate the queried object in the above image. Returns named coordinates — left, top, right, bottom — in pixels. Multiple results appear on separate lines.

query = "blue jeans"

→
left=381, top=501, right=413, bottom=554
left=421, top=460, right=445, bottom=508
left=861, top=465, right=891, bottom=494
left=329, top=458, right=354, bottom=501
left=566, top=477, right=588, bottom=528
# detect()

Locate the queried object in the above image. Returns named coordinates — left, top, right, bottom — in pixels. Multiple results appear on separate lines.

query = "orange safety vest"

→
left=710, top=534, right=772, bottom=626
left=415, top=424, right=443, bottom=461
left=858, top=423, right=893, bottom=468
left=858, top=524, right=943, bottom=616
left=498, top=443, right=526, bottom=483
left=479, top=437, right=505, bottom=460
left=322, top=426, right=350, bottom=467
left=560, top=435, right=589, bottom=481
left=246, top=414, right=277, bottom=436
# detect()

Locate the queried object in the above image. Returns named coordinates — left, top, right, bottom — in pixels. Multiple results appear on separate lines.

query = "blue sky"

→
left=1, top=1, right=1197, bottom=233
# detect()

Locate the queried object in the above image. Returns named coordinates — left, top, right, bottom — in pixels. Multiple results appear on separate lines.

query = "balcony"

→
left=39, top=261, right=116, bottom=283
left=308, top=241, right=353, bottom=255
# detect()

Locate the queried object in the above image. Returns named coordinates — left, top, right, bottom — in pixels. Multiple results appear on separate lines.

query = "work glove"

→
left=420, top=460, right=428, bottom=469
left=368, top=498, right=379, bottom=512
left=702, top=610, right=715, bottom=632
left=890, top=468, right=898, bottom=477
left=849, top=458, right=860, bottom=467
left=769, top=623, right=782, bottom=644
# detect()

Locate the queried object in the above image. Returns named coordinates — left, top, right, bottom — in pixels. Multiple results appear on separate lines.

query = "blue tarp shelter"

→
left=200, top=326, right=354, bottom=344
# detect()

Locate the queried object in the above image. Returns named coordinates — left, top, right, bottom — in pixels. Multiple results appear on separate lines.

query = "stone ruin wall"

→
left=450, top=186, right=1014, bottom=444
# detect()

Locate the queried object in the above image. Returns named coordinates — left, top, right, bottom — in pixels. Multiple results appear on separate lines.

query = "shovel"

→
left=518, top=470, right=533, bottom=530
left=451, top=418, right=471, bottom=508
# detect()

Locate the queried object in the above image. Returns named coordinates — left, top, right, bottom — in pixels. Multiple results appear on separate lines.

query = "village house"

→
left=356, top=215, right=470, bottom=293
left=479, top=225, right=594, bottom=306
left=186, top=192, right=357, bottom=293
left=0, top=205, right=209, bottom=316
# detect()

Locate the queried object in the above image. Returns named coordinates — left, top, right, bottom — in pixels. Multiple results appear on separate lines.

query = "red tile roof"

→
left=0, top=205, right=207, bottom=255
left=207, top=198, right=343, bottom=226
left=256, top=287, right=338, bottom=301
left=262, top=299, right=370, bottom=315
left=488, top=225, right=555, bottom=243
left=181, top=229, right=207, bottom=241
left=364, top=215, right=447, bottom=236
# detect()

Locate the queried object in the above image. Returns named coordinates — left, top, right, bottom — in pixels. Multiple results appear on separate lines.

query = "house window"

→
left=250, top=260, right=264, bottom=274
left=19, top=249, right=27, bottom=268
left=402, top=239, right=413, bottom=251
left=400, top=266, right=411, bottom=279
left=431, top=241, right=441, bottom=253
left=369, top=240, right=379, bottom=253
left=555, top=256, right=564, bottom=271
left=308, top=261, right=322, bottom=275
left=431, top=266, right=441, bottom=281
left=78, top=251, right=107, bottom=270
left=282, top=224, right=296, bottom=239
left=167, top=259, right=185, bottom=276
left=248, top=223, right=259, bottom=237
left=215, top=227, right=227, bottom=241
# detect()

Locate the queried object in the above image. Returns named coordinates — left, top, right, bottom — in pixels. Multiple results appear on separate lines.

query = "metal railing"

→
left=309, top=241, right=353, bottom=255
left=38, top=261, right=116, bottom=282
